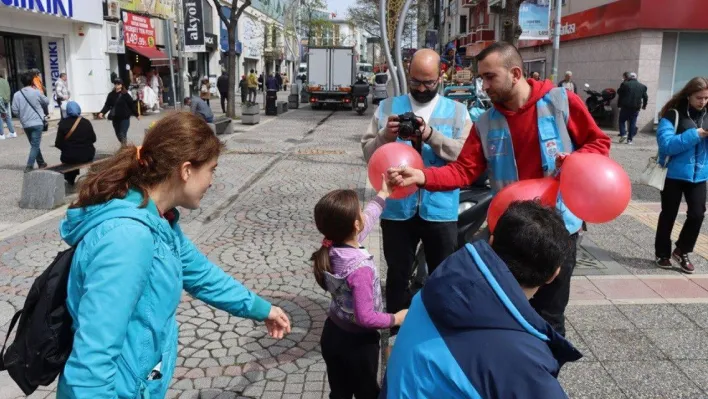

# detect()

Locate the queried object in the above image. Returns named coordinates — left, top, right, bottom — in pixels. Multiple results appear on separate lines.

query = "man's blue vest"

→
left=378, top=95, right=468, bottom=222
left=474, top=88, right=583, bottom=233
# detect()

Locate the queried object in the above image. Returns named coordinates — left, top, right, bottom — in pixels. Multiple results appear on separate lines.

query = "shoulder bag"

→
left=640, top=109, right=679, bottom=191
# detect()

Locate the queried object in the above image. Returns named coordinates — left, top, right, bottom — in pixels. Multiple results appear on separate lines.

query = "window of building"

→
left=202, top=0, right=213, bottom=34
left=478, top=11, right=484, bottom=25
left=459, top=15, right=467, bottom=34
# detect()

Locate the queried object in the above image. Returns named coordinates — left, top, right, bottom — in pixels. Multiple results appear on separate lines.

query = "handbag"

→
left=19, top=89, right=48, bottom=132
left=640, top=109, right=679, bottom=191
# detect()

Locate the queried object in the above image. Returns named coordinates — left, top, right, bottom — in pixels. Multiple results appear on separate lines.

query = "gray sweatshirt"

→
left=12, top=87, right=49, bottom=128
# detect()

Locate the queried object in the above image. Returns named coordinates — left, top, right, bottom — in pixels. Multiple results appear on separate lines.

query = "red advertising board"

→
left=519, top=0, right=708, bottom=48
left=123, top=12, right=156, bottom=48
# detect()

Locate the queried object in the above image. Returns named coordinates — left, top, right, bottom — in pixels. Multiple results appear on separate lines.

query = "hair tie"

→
left=322, top=238, right=333, bottom=248
left=136, top=145, right=142, bottom=161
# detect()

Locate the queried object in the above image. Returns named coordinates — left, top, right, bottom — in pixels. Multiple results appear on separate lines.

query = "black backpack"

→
left=0, top=247, right=76, bottom=395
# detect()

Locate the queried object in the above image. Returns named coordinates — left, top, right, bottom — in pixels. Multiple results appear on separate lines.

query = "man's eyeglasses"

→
left=408, top=78, right=439, bottom=90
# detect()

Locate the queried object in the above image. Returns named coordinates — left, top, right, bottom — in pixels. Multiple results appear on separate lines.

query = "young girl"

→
left=200, top=77, right=211, bottom=106
left=57, top=112, right=290, bottom=399
left=312, top=181, right=407, bottom=399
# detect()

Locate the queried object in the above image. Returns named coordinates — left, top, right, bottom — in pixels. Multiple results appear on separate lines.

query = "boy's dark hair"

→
left=21, top=72, right=34, bottom=87
left=491, top=200, right=571, bottom=288
left=476, top=41, right=523, bottom=70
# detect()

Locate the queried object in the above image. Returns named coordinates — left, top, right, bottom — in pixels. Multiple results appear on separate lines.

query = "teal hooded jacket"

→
left=56, top=189, right=272, bottom=399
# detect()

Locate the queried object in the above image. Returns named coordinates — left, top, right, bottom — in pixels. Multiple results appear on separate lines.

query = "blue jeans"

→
left=619, top=107, right=639, bottom=140
left=112, top=118, right=130, bottom=145
left=25, top=125, right=45, bottom=168
left=205, top=115, right=214, bottom=123
left=0, top=99, right=14, bottom=134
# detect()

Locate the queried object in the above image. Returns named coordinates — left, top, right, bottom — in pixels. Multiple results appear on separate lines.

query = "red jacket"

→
left=423, top=79, right=611, bottom=191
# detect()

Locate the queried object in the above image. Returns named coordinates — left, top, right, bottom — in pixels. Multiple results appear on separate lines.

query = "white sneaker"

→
left=8, top=132, right=17, bottom=138
left=0, top=134, right=5, bottom=140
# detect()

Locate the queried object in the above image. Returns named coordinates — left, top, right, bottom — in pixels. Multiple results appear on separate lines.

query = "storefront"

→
left=517, top=0, right=708, bottom=132
left=0, top=0, right=105, bottom=114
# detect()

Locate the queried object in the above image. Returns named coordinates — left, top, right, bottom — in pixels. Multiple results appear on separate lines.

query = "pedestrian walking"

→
left=361, top=49, right=472, bottom=351
left=56, top=112, right=291, bottom=399
left=558, top=71, right=577, bottom=94
left=98, top=78, right=140, bottom=145
left=312, top=186, right=408, bottom=399
left=54, top=101, right=95, bottom=186
left=199, top=77, right=211, bottom=106
left=618, top=71, right=648, bottom=144
left=654, top=77, right=708, bottom=274
left=217, top=70, right=229, bottom=113
left=258, top=72, right=264, bottom=92
left=247, top=69, right=258, bottom=103
left=283, top=74, right=289, bottom=91
left=275, top=72, right=283, bottom=91
left=388, top=42, right=611, bottom=337
left=0, top=72, right=17, bottom=139
left=12, top=72, right=49, bottom=173
left=54, top=72, right=70, bottom=115
left=239, top=75, right=248, bottom=104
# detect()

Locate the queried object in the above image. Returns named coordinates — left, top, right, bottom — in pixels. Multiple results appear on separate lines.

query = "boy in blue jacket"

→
left=381, top=200, right=582, bottom=399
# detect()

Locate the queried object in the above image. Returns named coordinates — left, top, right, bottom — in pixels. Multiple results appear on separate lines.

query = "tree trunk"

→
left=500, top=0, right=522, bottom=47
left=227, top=25, right=238, bottom=118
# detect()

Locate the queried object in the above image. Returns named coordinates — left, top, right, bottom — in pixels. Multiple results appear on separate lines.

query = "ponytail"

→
left=72, top=144, right=144, bottom=208
left=311, top=246, right=331, bottom=291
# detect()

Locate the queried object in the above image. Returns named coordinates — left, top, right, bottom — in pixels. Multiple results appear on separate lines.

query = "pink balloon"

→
left=487, top=177, right=559, bottom=232
left=368, top=142, right=424, bottom=200
left=559, top=152, right=631, bottom=224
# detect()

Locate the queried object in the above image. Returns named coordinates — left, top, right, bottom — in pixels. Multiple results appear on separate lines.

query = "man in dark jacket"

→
left=239, top=75, right=248, bottom=104
left=266, top=73, right=279, bottom=91
left=216, top=70, right=229, bottom=114
left=275, top=72, right=283, bottom=91
left=617, top=72, right=648, bottom=144
left=381, top=201, right=582, bottom=398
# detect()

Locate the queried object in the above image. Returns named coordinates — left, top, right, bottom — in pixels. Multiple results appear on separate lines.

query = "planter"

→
left=242, top=114, right=261, bottom=125
left=241, top=104, right=260, bottom=116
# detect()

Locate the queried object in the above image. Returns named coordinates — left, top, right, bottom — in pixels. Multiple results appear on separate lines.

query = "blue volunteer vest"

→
left=378, top=95, right=467, bottom=222
left=475, top=88, right=583, bottom=233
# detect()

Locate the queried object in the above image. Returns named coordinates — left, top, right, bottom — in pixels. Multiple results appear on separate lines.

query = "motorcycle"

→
left=354, top=95, right=368, bottom=115
left=584, top=83, right=616, bottom=125
left=352, top=75, right=371, bottom=116
left=409, top=173, right=493, bottom=292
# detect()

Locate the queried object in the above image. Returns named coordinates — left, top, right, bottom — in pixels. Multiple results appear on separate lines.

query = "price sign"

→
left=122, top=12, right=156, bottom=49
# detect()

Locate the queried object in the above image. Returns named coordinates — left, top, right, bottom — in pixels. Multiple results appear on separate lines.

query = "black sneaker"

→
left=38, top=162, right=47, bottom=169
left=656, top=257, right=673, bottom=269
left=672, top=248, right=695, bottom=274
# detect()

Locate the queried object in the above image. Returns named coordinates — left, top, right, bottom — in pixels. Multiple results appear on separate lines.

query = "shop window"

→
left=202, top=0, right=213, bottom=34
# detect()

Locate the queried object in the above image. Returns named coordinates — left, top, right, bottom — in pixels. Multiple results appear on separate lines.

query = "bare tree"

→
left=211, top=0, right=252, bottom=118
left=496, top=0, right=523, bottom=46
left=347, top=0, right=416, bottom=44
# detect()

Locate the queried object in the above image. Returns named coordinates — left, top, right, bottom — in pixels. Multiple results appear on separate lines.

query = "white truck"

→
left=306, top=46, right=356, bottom=109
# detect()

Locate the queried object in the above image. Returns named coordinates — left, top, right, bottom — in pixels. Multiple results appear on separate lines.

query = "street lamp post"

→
left=550, top=0, right=562, bottom=83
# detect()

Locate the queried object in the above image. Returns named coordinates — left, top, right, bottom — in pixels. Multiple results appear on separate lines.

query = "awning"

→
left=127, top=45, right=176, bottom=67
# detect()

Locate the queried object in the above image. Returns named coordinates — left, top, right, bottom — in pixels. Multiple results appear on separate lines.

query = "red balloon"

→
left=487, top=177, right=559, bottom=232
left=368, top=142, right=424, bottom=200
left=559, top=152, right=631, bottom=223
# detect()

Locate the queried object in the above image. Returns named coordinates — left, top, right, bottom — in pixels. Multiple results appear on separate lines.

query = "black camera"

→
left=397, top=112, right=422, bottom=139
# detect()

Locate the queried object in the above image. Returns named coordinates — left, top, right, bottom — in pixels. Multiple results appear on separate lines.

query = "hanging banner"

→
left=183, top=0, right=206, bottom=53
left=518, top=0, right=551, bottom=40
left=119, top=0, right=175, bottom=19
left=123, top=12, right=156, bottom=48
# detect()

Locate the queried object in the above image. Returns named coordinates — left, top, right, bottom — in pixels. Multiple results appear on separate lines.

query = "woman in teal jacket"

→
left=57, top=112, right=291, bottom=399
left=655, top=77, right=708, bottom=274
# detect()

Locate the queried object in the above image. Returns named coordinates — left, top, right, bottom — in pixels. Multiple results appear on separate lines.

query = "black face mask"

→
left=410, top=88, right=437, bottom=103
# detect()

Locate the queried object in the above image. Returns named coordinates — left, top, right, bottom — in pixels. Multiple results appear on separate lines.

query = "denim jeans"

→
left=0, top=99, right=14, bottom=134
left=24, top=125, right=45, bottom=168
left=619, top=107, right=640, bottom=140
left=112, top=118, right=130, bottom=145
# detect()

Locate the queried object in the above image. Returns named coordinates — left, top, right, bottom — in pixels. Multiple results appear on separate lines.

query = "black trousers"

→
left=529, top=233, right=578, bottom=337
left=219, top=91, right=227, bottom=114
left=381, top=215, right=457, bottom=334
left=321, top=318, right=380, bottom=399
left=655, top=178, right=707, bottom=258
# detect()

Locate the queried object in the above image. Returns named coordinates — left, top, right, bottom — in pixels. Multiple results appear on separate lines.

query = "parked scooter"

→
left=409, top=173, right=493, bottom=292
left=584, top=83, right=616, bottom=125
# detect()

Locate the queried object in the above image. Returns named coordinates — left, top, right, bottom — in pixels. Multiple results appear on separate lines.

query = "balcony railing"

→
left=462, top=0, right=480, bottom=7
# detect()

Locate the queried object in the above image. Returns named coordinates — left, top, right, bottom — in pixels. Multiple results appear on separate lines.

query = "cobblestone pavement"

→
left=3, top=104, right=708, bottom=398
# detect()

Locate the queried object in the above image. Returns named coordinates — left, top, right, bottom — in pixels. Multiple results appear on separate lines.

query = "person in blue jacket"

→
left=381, top=200, right=582, bottom=398
left=57, top=112, right=291, bottom=399
left=654, top=77, right=708, bottom=274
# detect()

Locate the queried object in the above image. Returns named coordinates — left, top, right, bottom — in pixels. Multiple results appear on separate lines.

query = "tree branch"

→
left=209, top=0, right=231, bottom=26
left=234, top=0, right=252, bottom=23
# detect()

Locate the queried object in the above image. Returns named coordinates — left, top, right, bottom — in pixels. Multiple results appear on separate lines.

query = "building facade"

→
left=0, top=0, right=106, bottom=114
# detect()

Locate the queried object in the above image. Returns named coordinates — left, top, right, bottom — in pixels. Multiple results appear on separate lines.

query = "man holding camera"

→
left=388, top=42, right=611, bottom=337
left=361, top=48, right=472, bottom=337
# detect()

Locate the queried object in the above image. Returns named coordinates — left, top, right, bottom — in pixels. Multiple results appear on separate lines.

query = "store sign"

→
left=106, top=21, right=126, bottom=54
left=518, top=0, right=551, bottom=40
left=0, top=0, right=102, bottom=24
left=119, top=0, right=175, bottom=19
left=204, top=33, right=217, bottom=51
left=45, top=38, right=66, bottom=107
left=123, top=12, right=156, bottom=48
left=183, top=0, right=206, bottom=53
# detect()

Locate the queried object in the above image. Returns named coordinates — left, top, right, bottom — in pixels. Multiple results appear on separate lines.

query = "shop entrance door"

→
left=0, top=33, right=44, bottom=95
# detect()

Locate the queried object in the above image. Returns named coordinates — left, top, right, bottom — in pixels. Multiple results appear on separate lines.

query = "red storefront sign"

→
left=520, top=0, right=707, bottom=48
left=123, top=12, right=156, bottom=48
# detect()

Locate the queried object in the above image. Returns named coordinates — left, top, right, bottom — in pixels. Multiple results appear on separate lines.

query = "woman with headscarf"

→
left=55, top=101, right=96, bottom=186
